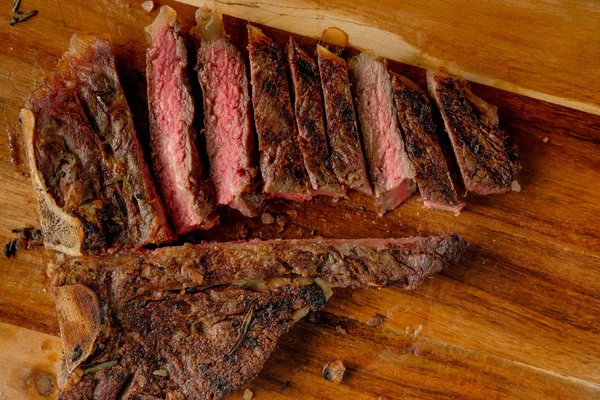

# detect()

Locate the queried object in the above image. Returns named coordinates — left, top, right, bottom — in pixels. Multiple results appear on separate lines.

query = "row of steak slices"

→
left=157, top=6, right=519, bottom=230
left=20, top=6, right=519, bottom=255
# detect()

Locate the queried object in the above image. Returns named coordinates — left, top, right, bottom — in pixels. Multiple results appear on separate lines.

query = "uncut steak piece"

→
left=288, top=38, right=343, bottom=197
left=348, top=53, right=416, bottom=213
left=51, top=234, right=468, bottom=294
left=146, top=6, right=218, bottom=234
left=247, top=25, right=312, bottom=201
left=316, top=45, right=372, bottom=195
left=194, top=8, right=264, bottom=217
left=51, top=234, right=466, bottom=399
left=389, top=72, right=466, bottom=214
left=54, top=280, right=328, bottom=400
left=426, top=69, right=520, bottom=195
left=20, top=35, right=173, bottom=257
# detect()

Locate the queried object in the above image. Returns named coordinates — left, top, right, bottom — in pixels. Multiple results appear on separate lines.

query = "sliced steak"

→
left=348, top=53, right=416, bottom=213
left=146, top=6, right=218, bottom=234
left=247, top=25, right=312, bottom=201
left=426, top=69, right=520, bottom=195
left=194, top=8, right=264, bottom=217
left=316, top=45, right=372, bottom=195
left=21, top=35, right=173, bottom=256
left=288, top=38, right=343, bottom=197
left=55, top=281, right=327, bottom=400
left=390, top=72, right=466, bottom=214
left=51, top=234, right=468, bottom=294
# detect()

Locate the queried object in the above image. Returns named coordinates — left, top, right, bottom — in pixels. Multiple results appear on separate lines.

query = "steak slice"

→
left=55, top=280, right=328, bottom=400
left=146, top=6, right=218, bottom=234
left=51, top=234, right=468, bottom=294
left=390, top=72, right=466, bottom=214
left=348, top=53, right=416, bottom=213
left=316, top=45, right=372, bottom=195
left=21, top=35, right=173, bottom=256
left=194, top=8, right=264, bottom=217
left=288, top=38, right=344, bottom=197
left=247, top=25, right=312, bottom=201
left=426, top=69, right=520, bottom=195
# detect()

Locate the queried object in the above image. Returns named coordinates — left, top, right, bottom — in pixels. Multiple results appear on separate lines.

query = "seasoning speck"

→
left=367, top=313, right=385, bottom=328
left=543, top=136, right=549, bottom=143
left=243, top=388, right=254, bottom=400
left=84, top=360, right=117, bottom=374
left=279, top=380, right=290, bottom=391
left=141, top=1, right=154, bottom=12
left=261, top=212, right=274, bottom=225
left=322, top=360, right=345, bottom=383
left=152, top=369, right=169, bottom=377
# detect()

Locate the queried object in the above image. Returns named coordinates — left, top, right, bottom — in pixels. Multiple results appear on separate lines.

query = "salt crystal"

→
left=141, top=1, right=154, bottom=12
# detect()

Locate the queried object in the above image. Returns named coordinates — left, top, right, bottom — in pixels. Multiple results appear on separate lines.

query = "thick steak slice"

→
left=390, top=72, right=466, bottom=214
left=247, top=25, right=312, bottom=201
left=194, top=8, right=264, bottom=217
left=349, top=53, right=416, bottom=213
left=21, top=35, right=173, bottom=256
left=146, top=6, right=218, bottom=234
left=55, top=281, right=328, bottom=400
left=316, top=45, right=372, bottom=195
left=51, top=234, right=468, bottom=295
left=426, top=69, right=520, bottom=195
left=288, top=38, right=344, bottom=197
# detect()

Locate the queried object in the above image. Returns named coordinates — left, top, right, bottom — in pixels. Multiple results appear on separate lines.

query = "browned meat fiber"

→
left=247, top=25, right=312, bottom=201
left=349, top=53, right=416, bottom=213
left=21, top=35, right=173, bottom=256
left=316, top=45, right=372, bottom=195
left=52, top=234, right=466, bottom=399
left=427, top=69, right=520, bottom=195
left=194, top=8, right=263, bottom=217
left=52, top=234, right=468, bottom=294
left=390, top=72, right=466, bottom=214
left=146, top=6, right=218, bottom=234
left=288, top=38, right=343, bottom=197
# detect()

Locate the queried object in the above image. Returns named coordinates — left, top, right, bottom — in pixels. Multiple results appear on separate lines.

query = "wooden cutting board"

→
left=1, top=0, right=599, bottom=399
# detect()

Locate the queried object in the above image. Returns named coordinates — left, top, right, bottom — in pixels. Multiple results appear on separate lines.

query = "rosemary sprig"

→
left=226, top=308, right=254, bottom=357
left=11, top=0, right=21, bottom=14
left=8, top=9, right=37, bottom=26
left=84, top=360, right=118, bottom=375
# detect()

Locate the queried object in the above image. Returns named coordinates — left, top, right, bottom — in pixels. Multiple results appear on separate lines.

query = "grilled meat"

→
left=51, top=234, right=468, bottom=294
left=52, top=234, right=466, bottom=399
left=247, top=25, right=312, bottom=201
left=194, top=8, right=263, bottom=217
left=288, top=38, right=343, bottom=197
left=390, top=72, right=465, bottom=214
left=316, top=45, right=372, bottom=195
left=55, top=281, right=327, bottom=400
left=146, top=6, right=218, bottom=234
left=348, top=53, right=416, bottom=213
left=426, top=69, right=520, bottom=195
left=21, top=35, right=173, bottom=256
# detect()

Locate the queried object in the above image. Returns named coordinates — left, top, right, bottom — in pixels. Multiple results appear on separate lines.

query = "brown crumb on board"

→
left=323, top=360, right=346, bottom=383
left=367, top=313, right=385, bottom=327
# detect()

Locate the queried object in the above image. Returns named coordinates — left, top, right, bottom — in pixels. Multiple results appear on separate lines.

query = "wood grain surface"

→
left=0, top=0, right=599, bottom=399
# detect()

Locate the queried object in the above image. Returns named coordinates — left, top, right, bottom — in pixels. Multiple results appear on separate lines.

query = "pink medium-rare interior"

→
left=352, top=55, right=415, bottom=208
left=200, top=39, right=253, bottom=208
left=150, top=27, right=202, bottom=233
